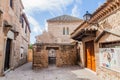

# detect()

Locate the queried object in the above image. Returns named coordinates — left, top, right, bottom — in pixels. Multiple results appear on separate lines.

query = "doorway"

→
left=4, top=38, right=12, bottom=71
left=48, top=49, right=56, bottom=65
left=85, top=40, right=96, bottom=71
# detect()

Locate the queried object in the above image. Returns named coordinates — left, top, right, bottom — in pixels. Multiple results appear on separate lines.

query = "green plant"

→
left=29, top=44, right=33, bottom=49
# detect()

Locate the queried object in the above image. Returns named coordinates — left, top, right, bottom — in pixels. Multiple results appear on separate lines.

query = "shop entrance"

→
left=85, top=40, right=96, bottom=71
left=4, top=38, right=12, bottom=71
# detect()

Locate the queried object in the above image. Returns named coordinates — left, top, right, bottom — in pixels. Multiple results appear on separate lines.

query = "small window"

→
left=22, top=17, right=24, bottom=28
left=25, top=25, right=27, bottom=33
left=10, top=0, right=13, bottom=8
left=67, top=27, right=69, bottom=35
left=63, top=27, right=65, bottom=35
left=20, top=47, right=24, bottom=59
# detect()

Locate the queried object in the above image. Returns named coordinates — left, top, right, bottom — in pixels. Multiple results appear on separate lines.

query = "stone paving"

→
left=0, top=63, right=99, bottom=80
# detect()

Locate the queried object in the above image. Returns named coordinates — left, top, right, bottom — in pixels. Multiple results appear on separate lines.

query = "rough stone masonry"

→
left=32, top=43, right=77, bottom=69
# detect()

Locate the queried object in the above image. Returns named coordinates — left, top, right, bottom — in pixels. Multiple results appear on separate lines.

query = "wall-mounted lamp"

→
left=83, top=11, right=100, bottom=27
left=83, top=11, right=92, bottom=22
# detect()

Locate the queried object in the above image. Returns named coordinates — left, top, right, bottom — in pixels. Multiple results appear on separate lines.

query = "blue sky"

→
left=21, top=0, right=105, bottom=44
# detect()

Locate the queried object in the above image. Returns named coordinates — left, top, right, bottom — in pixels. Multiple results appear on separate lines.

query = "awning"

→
left=72, top=26, right=97, bottom=41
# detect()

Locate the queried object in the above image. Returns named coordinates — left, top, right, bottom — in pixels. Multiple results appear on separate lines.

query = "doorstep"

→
left=3, top=69, right=11, bottom=75
left=85, top=68, right=96, bottom=74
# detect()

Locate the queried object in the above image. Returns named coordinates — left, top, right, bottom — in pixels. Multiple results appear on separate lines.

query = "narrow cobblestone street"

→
left=0, top=63, right=99, bottom=80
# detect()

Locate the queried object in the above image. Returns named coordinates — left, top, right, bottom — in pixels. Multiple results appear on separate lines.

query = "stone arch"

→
left=48, top=49, right=56, bottom=58
left=46, top=47, right=59, bottom=65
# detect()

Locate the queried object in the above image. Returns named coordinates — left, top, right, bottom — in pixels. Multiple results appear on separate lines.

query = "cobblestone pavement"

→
left=0, top=63, right=99, bottom=80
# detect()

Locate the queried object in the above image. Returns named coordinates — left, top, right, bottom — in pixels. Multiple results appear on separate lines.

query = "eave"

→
left=72, top=28, right=97, bottom=41
left=71, top=0, right=120, bottom=41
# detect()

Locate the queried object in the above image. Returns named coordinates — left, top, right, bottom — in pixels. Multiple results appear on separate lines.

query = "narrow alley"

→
left=0, top=63, right=99, bottom=80
left=0, top=0, right=120, bottom=80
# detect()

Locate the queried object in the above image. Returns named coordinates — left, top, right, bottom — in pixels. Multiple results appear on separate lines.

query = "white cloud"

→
left=75, top=0, right=82, bottom=4
left=21, top=0, right=82, bottom=43
left=45, top=22, right=48, bottom=32
left=71, top=5, right=80, bottom=17
left=22, top=0, right=73, bottom=15
left=27, top=15, right=43, bottom=34
left=71, top=0, right=82, bottom=17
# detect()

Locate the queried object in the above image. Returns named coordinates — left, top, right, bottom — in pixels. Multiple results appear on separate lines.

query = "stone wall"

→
left=33, top=43, right=77, bottom=69
left=97, top=67, right=120, bottom=80
left=0, top=0, right=30, bottom=76
left=36, top=20, right=83, bottom=44
left=56, top=45, right=77, bottom=67
left=28, top=49, right=33, bottom=62
left=95, top=7, right=120, bottom=80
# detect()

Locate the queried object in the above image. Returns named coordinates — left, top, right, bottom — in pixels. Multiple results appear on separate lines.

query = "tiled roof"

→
left=83, top=26, right=98, bottom=31
left=47, top=15, right=83, bottom=22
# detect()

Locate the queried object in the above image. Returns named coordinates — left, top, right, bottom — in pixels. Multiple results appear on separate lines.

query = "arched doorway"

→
left=48, top=49, right=56, bottom=64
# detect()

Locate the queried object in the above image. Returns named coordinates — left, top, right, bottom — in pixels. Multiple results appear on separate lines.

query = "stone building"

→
left=36, top=15, right=83, bottom=44
left=71, top=0, right=120, bottom=80
left=0, top=0, right=30, bottom=76
left=33, top=43, right=77, bottom=69
left=33, top=15, right=83, bottom=69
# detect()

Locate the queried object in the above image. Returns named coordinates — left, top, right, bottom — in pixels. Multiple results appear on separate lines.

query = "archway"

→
left=48, top=49, right=56, bottom=64
left=46, top=47, right=59, bottom=65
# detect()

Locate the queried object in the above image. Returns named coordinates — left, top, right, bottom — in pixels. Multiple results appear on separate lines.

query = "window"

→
left=10, top=0, right=13, bottom=8
left=63, top=27, right=69, bottom=35
left=25, top=25, right=27, bottom=33
left=63, top=27, right=65, bottom=35
left=22, top=17, right=24, bottom=28
left=67, top=27, right=69, bottom=35
left=20, top=47, right=24, bottom=59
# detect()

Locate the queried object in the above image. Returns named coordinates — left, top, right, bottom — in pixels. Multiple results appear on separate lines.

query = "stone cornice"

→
left=47, top=20, right=83, bottom=23
left=22, top=13, right=31, bottom=33
left=90, top=0, right=120, bottom=23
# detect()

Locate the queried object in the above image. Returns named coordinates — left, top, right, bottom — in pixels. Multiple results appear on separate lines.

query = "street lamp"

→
left=83, top=11, right=120, bottom=42
left=83, top=11, right=100, bottom=28
left=83, top=11, right=92, bottom=22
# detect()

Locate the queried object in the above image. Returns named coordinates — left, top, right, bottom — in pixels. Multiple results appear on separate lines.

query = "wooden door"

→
left=91, top=46, right=96, bottom=71
left=86, top=48, right=92, bottom=69
left=85, top=41, right=96, bottom=71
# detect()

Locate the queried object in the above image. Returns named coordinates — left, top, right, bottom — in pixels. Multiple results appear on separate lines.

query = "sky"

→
left=21, top=0, right=105, bottom=44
